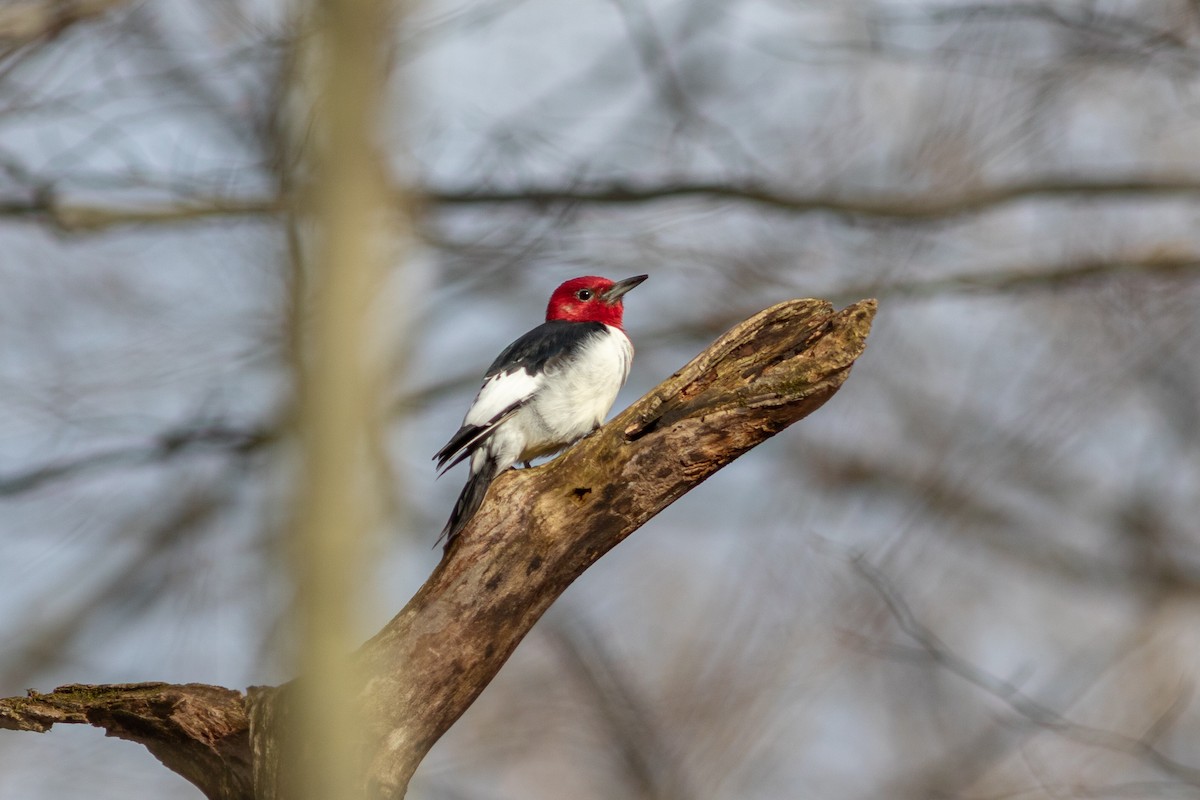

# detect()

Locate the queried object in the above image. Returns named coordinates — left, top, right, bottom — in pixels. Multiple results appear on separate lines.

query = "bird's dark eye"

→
left=576, top=288, right=593, bottom=301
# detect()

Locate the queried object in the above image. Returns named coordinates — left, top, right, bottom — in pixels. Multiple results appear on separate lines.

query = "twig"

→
left=851, top=556, right=1200, bottom=786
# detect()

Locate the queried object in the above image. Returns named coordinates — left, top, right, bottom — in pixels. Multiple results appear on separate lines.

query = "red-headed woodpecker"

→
left=435, top=274, right=648, bottom=545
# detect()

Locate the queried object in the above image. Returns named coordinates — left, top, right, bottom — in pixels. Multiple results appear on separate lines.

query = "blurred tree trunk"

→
left=277, top=0, right=397, bottom=795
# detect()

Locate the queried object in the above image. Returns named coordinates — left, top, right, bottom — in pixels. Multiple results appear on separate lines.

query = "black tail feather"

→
left=434, top=424, right=484, bottom=471
left=434, top=402, right=525, bottom=474
left=438, top=456, right=501, bottom=549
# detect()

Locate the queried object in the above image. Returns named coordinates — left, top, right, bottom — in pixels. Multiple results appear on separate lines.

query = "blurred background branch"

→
left=4, top=175, right=1200, bottom=232
left=0, top=0, right=130, bottom=43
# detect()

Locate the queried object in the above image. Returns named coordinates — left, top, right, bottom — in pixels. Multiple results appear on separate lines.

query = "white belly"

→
left=518, top=326, right=632, bottom=460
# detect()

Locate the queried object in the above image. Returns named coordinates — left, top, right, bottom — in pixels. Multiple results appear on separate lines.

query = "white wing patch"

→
left=463, top=368, right=542, bottom=428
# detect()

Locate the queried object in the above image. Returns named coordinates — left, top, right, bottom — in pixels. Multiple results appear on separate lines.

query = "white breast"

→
left=520, top=325, right=632, bottom=459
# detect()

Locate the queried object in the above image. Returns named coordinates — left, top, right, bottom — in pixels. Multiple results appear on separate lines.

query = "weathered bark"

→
left=0, top=297, right=875, bottom=799
left=0, top=682, right=252, bottom=799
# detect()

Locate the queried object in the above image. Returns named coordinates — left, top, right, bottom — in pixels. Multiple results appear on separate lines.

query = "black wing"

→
left=433, top=321, right=606, bottom=470
left=484, top=320, right=607, bottom=378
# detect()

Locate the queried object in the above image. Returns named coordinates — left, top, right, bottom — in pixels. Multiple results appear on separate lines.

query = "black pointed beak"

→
left=602, top=274, right=648, bottom=303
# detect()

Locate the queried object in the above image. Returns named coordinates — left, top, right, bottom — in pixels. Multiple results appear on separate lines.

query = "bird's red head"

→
left=545, top=275, right=648, bottom=328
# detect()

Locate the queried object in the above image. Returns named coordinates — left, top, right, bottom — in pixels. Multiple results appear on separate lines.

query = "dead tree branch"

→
left=0, top=297, right=876, bottom=799
left=0, top=683, right=252, bottom=800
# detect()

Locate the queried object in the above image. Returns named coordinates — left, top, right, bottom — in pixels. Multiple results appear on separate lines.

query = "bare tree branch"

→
left=829, top=255, right=1200, bottom=302
left=850, top=555, right=1200, bottom=786
left=0, top=424, right=274, bottom=497
left=5, top=176, right=1200, bottom=232
left=0, top=682, right=252, bottom=800
left=427, top=176, right=1200, bottom=221
left=0, top=297, right=875, bottom=799
left=0, top=194, right=284, bottom=232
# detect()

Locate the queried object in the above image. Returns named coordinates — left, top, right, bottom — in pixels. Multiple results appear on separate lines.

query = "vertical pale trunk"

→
left=289, top=0, right=396, bottom=798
